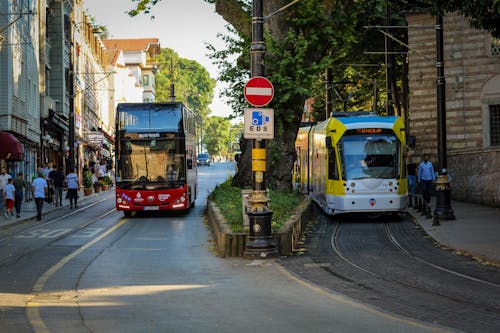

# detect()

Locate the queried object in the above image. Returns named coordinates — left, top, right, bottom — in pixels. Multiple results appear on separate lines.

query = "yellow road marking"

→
left=27, top=218, right=128, bottom=332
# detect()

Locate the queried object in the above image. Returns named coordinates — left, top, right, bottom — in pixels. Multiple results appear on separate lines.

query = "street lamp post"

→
left=433, top=13, right=455, bottom=224
left=244, top=0, right=277, bottom=257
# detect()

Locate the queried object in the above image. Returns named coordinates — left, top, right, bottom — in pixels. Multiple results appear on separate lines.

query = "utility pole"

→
left=384, top=2, right=394, bottom=116
left=433, top=13, right=455, bottom=224
left=325, top=68, right=333, bottom=118
left=244, top=0, right=277, bottom=257
left=68, top=24, right=76, bottom=173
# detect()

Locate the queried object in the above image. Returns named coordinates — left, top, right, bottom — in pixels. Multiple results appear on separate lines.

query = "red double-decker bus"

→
left=115, top=102, right=198, bottom=216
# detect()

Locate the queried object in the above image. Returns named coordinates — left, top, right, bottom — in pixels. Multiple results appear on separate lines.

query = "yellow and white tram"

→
left=293, top=113, right=407, bottom=215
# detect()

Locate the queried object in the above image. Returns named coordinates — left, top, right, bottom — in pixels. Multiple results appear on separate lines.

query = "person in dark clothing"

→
left=12, top=172, right=26, bottom=218
left=49, top=166, right=65, bottom=207
left=407, top=157, right=418, bottom=207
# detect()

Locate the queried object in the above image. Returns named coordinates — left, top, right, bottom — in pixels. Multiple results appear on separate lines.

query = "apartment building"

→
left=0, top=0, right=40, bottom=179
left=0, top=0, right=160, bottom=183
left=103, top=38, right=160, bottom=104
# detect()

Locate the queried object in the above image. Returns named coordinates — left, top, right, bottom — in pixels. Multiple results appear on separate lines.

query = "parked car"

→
left=197, top=153, right=210, bottom=166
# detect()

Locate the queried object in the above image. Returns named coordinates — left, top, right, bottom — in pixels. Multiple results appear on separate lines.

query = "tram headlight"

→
left=117, top=198, right=123, bottom=204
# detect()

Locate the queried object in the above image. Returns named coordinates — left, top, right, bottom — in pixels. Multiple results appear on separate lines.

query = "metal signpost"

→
left=243, top=0, right=277, bottom=257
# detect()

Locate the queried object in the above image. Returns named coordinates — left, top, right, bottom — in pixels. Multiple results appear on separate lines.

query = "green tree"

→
left=155, top=48, right=215, bottom=120
left=129, top=0, right=500, bottom=191
left=203, top=116, right=231, bottom=157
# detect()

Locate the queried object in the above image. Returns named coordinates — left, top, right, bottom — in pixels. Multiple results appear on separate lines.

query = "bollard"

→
left=408, top=195, right=413, bottom=208
left=416, top=197, right=422, bottom=212
left=432, top=211, right=440, bottom=226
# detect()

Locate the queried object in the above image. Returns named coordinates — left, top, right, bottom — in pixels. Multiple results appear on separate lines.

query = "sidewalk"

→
left=409, top=197, right=500, bottom=265
left=0, top=188, right=112, bottom=228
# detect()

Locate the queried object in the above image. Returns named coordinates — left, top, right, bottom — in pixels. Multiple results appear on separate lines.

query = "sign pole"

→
left=244, top=0, right=277, bottom=257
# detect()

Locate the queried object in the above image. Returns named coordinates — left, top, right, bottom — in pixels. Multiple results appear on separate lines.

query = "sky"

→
left=84, top=0, right=235, bottom=118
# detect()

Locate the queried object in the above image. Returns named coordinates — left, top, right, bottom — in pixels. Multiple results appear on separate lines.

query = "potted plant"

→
left=83, top=170, right=93, bottom=196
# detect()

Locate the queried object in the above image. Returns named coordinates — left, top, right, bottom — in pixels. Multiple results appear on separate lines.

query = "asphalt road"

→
left=0, top=162, right=456, bottom=333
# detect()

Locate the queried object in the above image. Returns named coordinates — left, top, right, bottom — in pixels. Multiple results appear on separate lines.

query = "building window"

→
left=490, top=105, right=500, bottom=146
left=143, top=75, right=149, bottom=86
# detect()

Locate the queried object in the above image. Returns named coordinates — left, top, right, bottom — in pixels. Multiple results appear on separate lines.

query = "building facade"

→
left=0, top=0, right=40, bottom=180
left=1, top=1, right=161, bottom=187
left=407, top=12, right=500, bottom=207
left=103, top=38, right=160, bottom=103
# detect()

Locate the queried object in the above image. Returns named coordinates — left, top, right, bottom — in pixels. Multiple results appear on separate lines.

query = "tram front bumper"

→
left=327, top=193, right=407, bottom=214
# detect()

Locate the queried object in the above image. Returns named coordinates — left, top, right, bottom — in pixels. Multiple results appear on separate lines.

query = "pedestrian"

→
left=31, top=171, right=48, bottom=221
left=65, top=168, right=79, bottom=208
left=42, top=162, right=53, bottom=180
left=3, top=178, right=15, bottom=218
left=0, top=167, right=13, bottom=219
left=49, top=166, right=65, bottom=207
left=418, top=155, right=436, bottom=204
left=407, top=156, right=418, bottom=207
left=13, top=172, right=26, bottom=218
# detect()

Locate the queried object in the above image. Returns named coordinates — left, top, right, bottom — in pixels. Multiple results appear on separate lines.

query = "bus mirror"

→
left=325, top=137, right=332, bottom=148
left=408, top=135, right=416, bottom=148
left=187, top=159, right=193, bottom=169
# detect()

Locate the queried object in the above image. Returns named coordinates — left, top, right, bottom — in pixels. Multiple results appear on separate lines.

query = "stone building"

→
left=406, top=12, right=500, bottom=207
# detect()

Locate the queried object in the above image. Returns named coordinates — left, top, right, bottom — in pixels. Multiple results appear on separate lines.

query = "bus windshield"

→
left=339, top=134, right=399, bottom=180
left=117, top=138, right=186, bottom=189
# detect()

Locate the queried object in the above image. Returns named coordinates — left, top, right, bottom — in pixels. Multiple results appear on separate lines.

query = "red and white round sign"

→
left=244, top=76, right=274, bottom=107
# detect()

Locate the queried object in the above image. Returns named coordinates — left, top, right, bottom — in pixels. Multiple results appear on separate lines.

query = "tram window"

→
left=328, top=148, right=339, bottom=180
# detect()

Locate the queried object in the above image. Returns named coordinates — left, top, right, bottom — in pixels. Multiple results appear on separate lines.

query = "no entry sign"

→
left=244, top=76, right=274, bottom=107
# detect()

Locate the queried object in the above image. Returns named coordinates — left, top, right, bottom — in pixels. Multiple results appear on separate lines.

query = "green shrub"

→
left=209, top=177, right=304, bottom=233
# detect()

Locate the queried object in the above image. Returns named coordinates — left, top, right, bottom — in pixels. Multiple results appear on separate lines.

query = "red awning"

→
left=0, top=132, right=24, bottom=161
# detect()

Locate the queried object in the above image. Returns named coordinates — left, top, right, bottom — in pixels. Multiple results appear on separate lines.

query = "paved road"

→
left=0, top=162, right=455, bottom=332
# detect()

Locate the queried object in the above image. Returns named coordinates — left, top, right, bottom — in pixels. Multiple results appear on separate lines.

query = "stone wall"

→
left=406, top=12, right=500, bottom=207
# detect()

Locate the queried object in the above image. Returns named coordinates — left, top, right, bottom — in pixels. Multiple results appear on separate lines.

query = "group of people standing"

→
left=407, top=155, right=438, bottom=206
left=1, top=163, right=80, bottom=222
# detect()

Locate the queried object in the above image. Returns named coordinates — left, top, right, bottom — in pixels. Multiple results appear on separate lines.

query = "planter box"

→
left=206, top=197, right=312, bottom=257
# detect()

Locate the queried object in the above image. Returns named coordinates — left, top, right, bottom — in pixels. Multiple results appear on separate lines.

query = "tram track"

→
left=330, top=220, right=500, bottom=315
left=0, top=197, right=117, bottom=267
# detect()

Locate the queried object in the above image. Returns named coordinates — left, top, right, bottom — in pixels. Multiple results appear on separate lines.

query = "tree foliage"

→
left=129, top=0, right=500, bottom=191
left=155, top=48, right=215, bottom=120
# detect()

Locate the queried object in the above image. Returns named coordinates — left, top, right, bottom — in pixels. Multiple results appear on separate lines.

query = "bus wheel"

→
left=123, top=211, right=132, bottom=218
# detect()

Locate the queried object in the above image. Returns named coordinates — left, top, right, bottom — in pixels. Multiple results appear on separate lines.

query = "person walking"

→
left=0, top=167, right=13, bottom=219
left=49, top=166, right=65, bottom=207
left=3, top=178, right=15, bottom=218
left=31, top=171, right=48, bottom=221
left=418, top=155, right=436, bottom=204
left=13, top=172, right=26, bottom=218
left=65, top=168, right=79, bottom=208
left=407, top=156, right=418, bottom=207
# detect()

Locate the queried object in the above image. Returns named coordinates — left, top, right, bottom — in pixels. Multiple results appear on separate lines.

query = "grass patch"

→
left=208, top=177, right=304, bottom=233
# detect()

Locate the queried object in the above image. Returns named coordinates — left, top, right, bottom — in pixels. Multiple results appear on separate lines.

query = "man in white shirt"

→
left=31, top=171, right=48, bottom=221
left=65, top=168, right=79, bottom=209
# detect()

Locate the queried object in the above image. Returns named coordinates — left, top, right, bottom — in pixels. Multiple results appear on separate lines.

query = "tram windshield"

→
left=339, top=134, right=399, bottom=180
